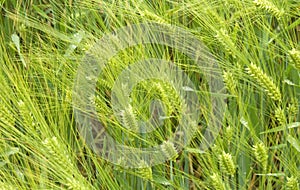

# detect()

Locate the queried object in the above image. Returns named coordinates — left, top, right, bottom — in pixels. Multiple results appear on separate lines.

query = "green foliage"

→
left=0, top=0, right=299, bottom=189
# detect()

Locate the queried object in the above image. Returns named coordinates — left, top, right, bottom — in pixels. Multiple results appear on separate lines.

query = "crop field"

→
left=0, top=0, right=299, bottom=189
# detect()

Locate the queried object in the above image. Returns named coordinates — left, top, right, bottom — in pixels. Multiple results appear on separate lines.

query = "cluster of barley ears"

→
left=0, top=0, right=299, bottom=189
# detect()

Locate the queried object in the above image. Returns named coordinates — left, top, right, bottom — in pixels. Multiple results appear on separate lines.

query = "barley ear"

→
left=42, top=137, right=89, bottom=189
left=274, top=106, right=286, bottom=126
left=0, top=103, right=15, bottom=128
left=287, top=98, right=298, bottom=122
left=286, top=176, right=299, bottom=190
left=215, top=29, right=236, bottom=58
left=253, top=0, right=284, bottom=19
left=122, top=105, right=139, bottom=132
left=224, top=125, right=234, bottom=143
left=223, top=71, right=237, bottom=95
left=210, top=173, right=226, bottom=190
left=0, top=181, right=15, bottom=190
left=246, top=63, right=281, bottom=101
left=218, top=151, right=236, bottom=176
left=252, top=143, right=268, bottom=171
left=135, top=160, right=153, bottom=180
left=289, top=48, right=300, bottom=70
left=42, top=136, right=73, bottom=172
left=161, top=141, right=179, bottom=161
left=18, top=100, right=35, bottom=128
left=65, top=176, right=89, bottom=190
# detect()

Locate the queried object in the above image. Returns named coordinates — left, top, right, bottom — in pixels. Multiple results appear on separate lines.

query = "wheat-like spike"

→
left=98, top=78, right=113, bottom=89
left=224, top=125, right=234, bottom=143
left=65, top=177, right=89, bottom=190
left=154, top=82, right=174, bottom=115
left=218, top=151, right=236, bottom=176
left=289, top=48, right=300, bottom=70
left=210, top=173, right=226, bottom=190
left=287, top=98, right=298, bottom=121
left=286, top=176, right=299, bottom=190
left=18, top=100, right=36, bottom=128
left=42, top=136, right=73, bottom=172
left=274, top=106, right=286, bottom=126
left=65, top=89, right=72, bottom=103
left=161, top=140, right=179, bottom=161
left=215, top=28, right=236, bottom=58
left=253, top=0, right=284, bottom=18
left=142, top=10, right=168, bottom=24
left=115, top=157, right=127, bottom=168
left=160, top=82, right=182, bottom=116
left=246, top=63, right=282, bottom=101
left=43, top=137, right=89, bottom=189
left=0, top=181, right=15, bottom=190
left=122, top=105, right=139, bottom=132
left=135, top=160, right=153, bottom=180
left=223, top=71, right=237, bottom=95
left=252, top=142, right=268, bottom=171
left=0, top=102, right=15, bottom=128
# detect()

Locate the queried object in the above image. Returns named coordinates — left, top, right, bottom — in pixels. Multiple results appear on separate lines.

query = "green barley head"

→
left=223, top=71, right=237, bottom=95
left=136, top=160, right=153, bottom=180
left=161, top=140, right=178, bottom=161
left=274, top=106, right=286, bottom=126
left=289, top=48, right=300, bottom=70
left=252, top=142, right=268, bottom=171
left=121, top=105, right=139, bottom=132
left=218, top=151, right=236, bottom=176
left=210, top=173, right=225, bottom=190
left=287, top=98, right=298, bottom=122
left=286, top=176, right=299, bottom=190
left=246, top=63, right=281, bottom=101
left=253, top=0, right=284, bottom=19
left=215, top=29, right=236, bottom=57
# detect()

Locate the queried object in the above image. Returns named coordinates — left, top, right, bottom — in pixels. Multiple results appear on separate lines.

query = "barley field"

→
left=0, top=0, right=299, bottom=189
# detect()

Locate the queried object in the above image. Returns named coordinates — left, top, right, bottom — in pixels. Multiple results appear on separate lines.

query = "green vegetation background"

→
left=0, top=0, right=299, bottom=189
